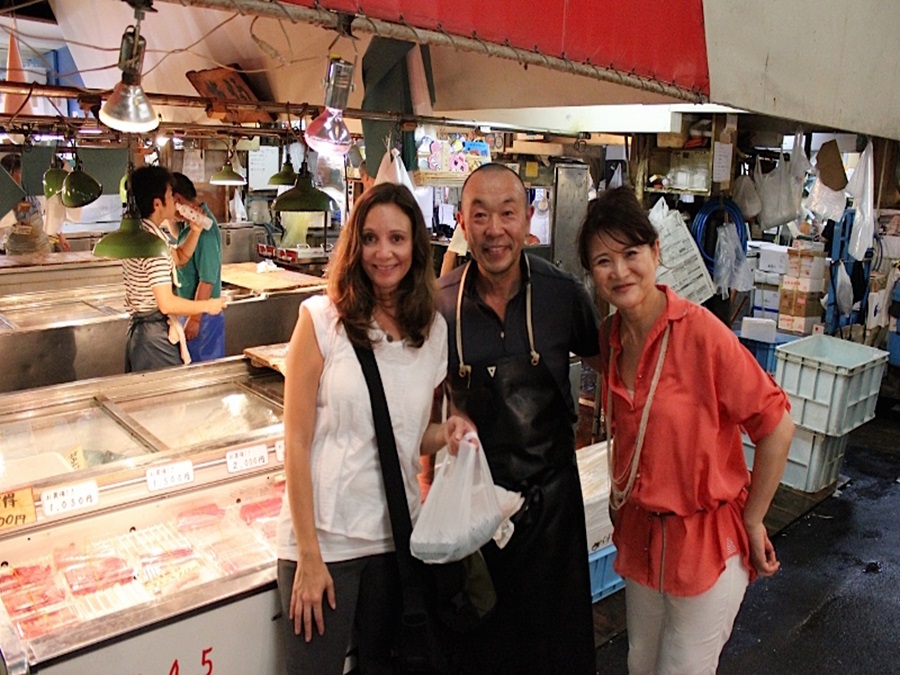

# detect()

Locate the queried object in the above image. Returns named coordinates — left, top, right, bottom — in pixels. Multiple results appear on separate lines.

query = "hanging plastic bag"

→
left=732, top=174, right=762, bottom=219
left=834, top=262, right=854, bottom=315
left=373, top=147, right=429, bottom=226
left=789, top=132, right=813, bottom=183
left=411, top=433, right=521, bottom=564
left=806, top=176, right=847, bottom=222
left=755, top=153, right=802, bottom=229
left=713, top=223, right=753, bottom=299
left=846, top=139, right=875, bottom=261
left=648, top=197, right=669, bottom=230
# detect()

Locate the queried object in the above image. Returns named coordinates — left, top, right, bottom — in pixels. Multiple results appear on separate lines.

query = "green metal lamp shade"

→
left=268, top=158, right=297, bottom=186
left=93, top=213, right=168, bottom=259
left=42, top=167, right=68, bottom=199
left=273, top=173, right=336, bottom=212
left=61, top=169, right=102, bottom=208
left=210, top=164, right=246, bottom=186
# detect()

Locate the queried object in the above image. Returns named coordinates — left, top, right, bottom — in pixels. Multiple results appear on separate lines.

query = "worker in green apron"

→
left=437, top=164, right=600, bottom=674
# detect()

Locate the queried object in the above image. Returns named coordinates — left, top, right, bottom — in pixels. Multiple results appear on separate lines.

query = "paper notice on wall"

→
left=654, top=211, right=716, bottom=305
left=712, top=142, right=733, bottom=183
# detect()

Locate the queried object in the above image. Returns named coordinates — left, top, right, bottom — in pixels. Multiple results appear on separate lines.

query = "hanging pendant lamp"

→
left=272, top=159, right=335, bottom=213
left=100, top=3, right=159, bottom=133
left=93, top=160, right=167, bottom=259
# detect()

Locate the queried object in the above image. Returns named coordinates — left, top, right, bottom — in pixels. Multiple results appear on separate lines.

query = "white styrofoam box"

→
left=752, top=270, right=782, bottom=286
left=787, top=248, right=826, bottom=279
left=753, top=307, right=778, bottom=321
left=792, top=240, right=826, bottom=253
left=878, top=235, right=900, bottom=259
left=753, top=287, right=779, bottom=311
left=743, top=428, right=848, bottom=493
left=775, top=335, right=889, bottom=435
left=777, top=314, right=819, bottom=335
left=577, top=441, right=614, bottom=553
left=741, top=317, right=778, bottom=343
left=782, top=275, right=826, bottom=293
left=756, top=243, right=790, bottom=274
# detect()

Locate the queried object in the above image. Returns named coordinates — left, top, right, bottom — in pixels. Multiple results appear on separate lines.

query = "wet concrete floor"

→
left=594, top=403, right=900, bottom=674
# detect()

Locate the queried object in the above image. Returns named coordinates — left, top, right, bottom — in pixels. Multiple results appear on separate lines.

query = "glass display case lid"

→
left=116, top=382, right=283, bottom=450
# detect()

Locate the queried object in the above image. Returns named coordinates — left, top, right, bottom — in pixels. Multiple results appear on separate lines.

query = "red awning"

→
left=282, top=0, right=710, bottom=98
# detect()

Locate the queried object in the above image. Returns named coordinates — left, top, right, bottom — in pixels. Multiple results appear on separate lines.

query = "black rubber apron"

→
left=447, top=260, right=594, bottom=675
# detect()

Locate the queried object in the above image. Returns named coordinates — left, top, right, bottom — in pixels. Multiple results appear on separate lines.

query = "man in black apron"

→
left=437, top=164, right=600, bottom=674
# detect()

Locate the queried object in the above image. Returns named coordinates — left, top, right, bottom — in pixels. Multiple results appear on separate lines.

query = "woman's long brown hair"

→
left=328, top=182, right=437, bottom=348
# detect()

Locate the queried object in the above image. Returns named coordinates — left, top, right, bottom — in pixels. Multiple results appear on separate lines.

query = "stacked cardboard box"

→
left=778, top=243, right=826, bottom=334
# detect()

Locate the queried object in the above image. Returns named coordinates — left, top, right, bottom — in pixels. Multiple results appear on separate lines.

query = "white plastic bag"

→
left=411, top=433, right=517, bottom=564
left=835, top=263, right=854, bottom=316
left=755, top=153, right=802, bottom=228
left=374, top=147, right=429, bottom=226
left=846, top=139, right=875, bottom=261
left=806, top=176, right=847, bottom=222
left=732, top=174, right=762, bottom=219
left=713, top=223, right=754, bottom=299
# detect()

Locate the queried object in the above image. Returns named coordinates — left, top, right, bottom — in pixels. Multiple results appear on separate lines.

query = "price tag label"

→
left=64, top=445, right=87, bottom=471
left=41, top=481, right=99, bottom=517
left=1, top=487, right=37, bottom=530
left=226, top=444, right=269, bottom=474
left=146, top=460, right=195, bottom=492
left=274, top=439, right=285, bottom=463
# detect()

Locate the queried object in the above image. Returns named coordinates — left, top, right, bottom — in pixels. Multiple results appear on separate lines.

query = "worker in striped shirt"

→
left=123, top=166, right=226, bottom=372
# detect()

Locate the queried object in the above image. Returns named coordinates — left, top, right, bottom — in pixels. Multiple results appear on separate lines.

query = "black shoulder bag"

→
left=352, top=344, right=497, bottom=673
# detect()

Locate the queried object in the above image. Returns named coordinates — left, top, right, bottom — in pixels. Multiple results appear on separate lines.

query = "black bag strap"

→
left=352, top=343, right=429, bottom=619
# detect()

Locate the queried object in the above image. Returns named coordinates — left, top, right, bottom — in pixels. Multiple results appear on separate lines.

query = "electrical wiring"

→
left=690, top=197, right=748, bottom=271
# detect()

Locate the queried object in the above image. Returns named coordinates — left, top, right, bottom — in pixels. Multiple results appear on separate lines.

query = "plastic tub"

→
left=588, top=544, right=624, bottom=603
left=743, top=428, right=848, bottom=493
left=774, top=335, right=888, bottom=435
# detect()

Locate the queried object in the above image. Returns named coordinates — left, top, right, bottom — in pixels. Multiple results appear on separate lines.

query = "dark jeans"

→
left=277, top=553, right=401, bottom=675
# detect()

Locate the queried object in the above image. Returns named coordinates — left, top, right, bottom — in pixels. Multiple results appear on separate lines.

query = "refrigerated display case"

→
left=0, top=358, right=291, bottom=674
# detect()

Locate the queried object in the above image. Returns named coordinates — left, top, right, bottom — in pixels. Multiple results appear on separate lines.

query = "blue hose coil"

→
left=690, top=198, right=748, bottom=271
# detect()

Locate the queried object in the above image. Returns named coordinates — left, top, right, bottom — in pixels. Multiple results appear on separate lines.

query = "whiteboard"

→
left=248, top=146, right=280, bottom=191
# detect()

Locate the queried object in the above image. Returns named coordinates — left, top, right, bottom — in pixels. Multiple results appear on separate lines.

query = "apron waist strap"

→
left=130, top=309, right=167, bottom=325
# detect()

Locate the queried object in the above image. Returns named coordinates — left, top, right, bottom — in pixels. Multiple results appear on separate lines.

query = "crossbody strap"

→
left=352, top=342, right=428, bottom=618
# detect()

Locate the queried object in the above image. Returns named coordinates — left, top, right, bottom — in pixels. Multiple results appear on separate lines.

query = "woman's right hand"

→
left=290, top=553, right=336, bottom=641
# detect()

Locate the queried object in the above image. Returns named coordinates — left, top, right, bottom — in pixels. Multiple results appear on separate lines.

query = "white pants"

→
left=625, top=555, right=750, bottom=675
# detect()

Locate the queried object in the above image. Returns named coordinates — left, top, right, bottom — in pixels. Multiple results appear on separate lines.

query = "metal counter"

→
left=0, top=280, right=323, bottom=394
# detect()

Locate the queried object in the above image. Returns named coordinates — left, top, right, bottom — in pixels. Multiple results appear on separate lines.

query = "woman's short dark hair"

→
left=577, top=187, right=658, bottom=270
left=131, top=165, right=173, bottom=219
left=329, top=182, right=437, bottom=348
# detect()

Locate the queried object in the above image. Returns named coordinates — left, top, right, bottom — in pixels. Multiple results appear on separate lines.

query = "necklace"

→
left=606, top=323, right=671, bottom=511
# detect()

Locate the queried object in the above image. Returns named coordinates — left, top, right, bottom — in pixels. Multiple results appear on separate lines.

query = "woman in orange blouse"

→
left=577, top=188, right=794, bottom=675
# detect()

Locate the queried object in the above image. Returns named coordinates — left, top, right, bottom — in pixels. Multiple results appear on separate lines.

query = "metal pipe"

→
left=155, top=0, right=706, bottom=103
left=0, top=80, right=594, bottom=139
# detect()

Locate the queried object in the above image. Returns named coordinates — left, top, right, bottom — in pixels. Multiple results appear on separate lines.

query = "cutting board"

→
left=243, top=342, right=289, bottom=374
left=221, top=262, right=325, bottom=292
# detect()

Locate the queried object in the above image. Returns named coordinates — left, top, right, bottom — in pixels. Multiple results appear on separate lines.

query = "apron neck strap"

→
left=455, top=256, right=541, bottom=381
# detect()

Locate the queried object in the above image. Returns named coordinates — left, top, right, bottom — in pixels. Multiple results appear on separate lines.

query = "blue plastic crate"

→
left=589, top=544, right=624, bottom=603
left=739, top=337, right=777, bottom=373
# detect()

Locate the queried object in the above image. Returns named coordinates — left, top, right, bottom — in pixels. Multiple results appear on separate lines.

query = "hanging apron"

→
left=447, top=260, right=595, bottom=675
left=187, top=312, right=226, bottom=362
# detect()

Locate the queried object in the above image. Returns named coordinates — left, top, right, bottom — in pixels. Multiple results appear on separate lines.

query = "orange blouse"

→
left=604, top=286, right=789, bottom=596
